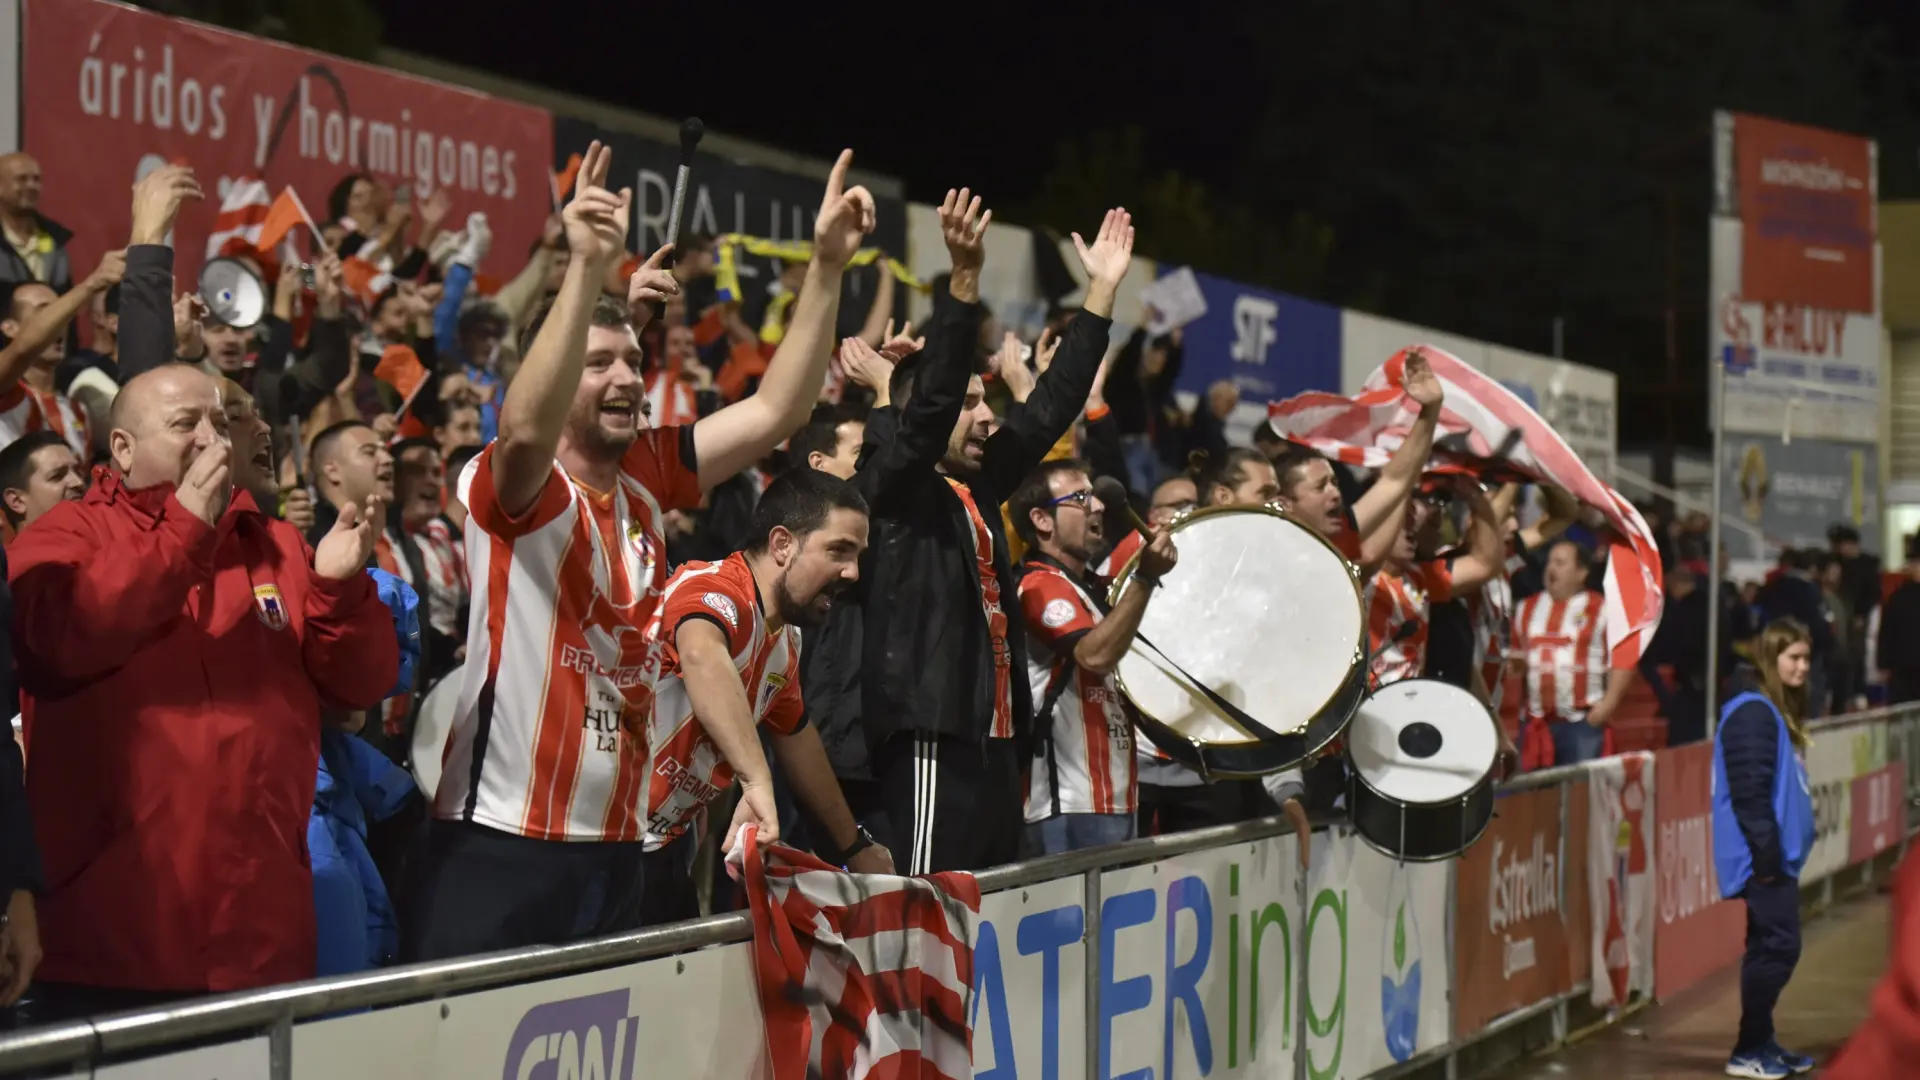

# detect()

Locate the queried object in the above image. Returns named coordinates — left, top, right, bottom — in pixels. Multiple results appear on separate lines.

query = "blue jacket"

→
left=309, top=729, right=415, bottom=976
left=1712, top=689, right=1816, bottom=896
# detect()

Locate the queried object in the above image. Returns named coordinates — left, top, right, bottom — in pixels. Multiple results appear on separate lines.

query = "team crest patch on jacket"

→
left=254, top=584, right=290, bottom=631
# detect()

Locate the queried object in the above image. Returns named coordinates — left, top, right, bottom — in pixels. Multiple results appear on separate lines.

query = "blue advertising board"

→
left=1173, top=271, right=1343, bottom=403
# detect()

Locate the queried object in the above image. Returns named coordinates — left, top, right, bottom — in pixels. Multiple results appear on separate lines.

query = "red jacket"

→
left=9, top=468, right=398, bottom=992
left=1825, top=850, right=1920, bottom=1079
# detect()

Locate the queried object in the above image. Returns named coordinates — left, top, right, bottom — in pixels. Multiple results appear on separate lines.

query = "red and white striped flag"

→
left=204, top=176, right=271, bottom=261
left=735, top=827, right=981, bottom=1080
left=1268, top=344, right=1665, bottom=667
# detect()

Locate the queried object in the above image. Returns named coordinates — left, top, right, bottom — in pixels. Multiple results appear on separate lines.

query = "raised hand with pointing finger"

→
left=563, top=141, right=632, bottom=274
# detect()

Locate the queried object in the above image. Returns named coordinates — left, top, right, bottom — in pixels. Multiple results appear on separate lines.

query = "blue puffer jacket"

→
left=310, top=729, right=415, bottom=975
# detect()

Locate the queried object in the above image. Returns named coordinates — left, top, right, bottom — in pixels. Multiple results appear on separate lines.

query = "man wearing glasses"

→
left=1007, top=461, right=1177, bottom=854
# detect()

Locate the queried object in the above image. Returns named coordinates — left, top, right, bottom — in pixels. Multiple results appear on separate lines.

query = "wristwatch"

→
left=829, top=824, right=878, bottom=866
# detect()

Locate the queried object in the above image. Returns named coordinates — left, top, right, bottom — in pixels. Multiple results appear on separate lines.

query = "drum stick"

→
left=1093, top=476, right=1152, bottom=536
left=662, top=118, right=705, bottom=270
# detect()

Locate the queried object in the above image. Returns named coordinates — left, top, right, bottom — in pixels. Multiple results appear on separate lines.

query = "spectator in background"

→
left=1100, top=322, right=1183, bottom=494
left=434, top=402, right=484, bottom=460
left=1756, top=548, right=1833, bottom=718
left=1641, top=565, right=1709, bottom=745
left=1819, top=554, right=1856, bottom=714
left=0, top=431, right=83, bottom=535
left=1879, top=535, right=1920, bottom=705
left=1830, top=524, right=1880, bottom=705
left=1511, top=540, right=1638, bottom=766
left=308, top=421, right=396, bottom=546
left=10, top=363, right=397, bottom=1015
left=0, top=155, right=70, bottom=295
left=0, top=250, right=127, bottom=457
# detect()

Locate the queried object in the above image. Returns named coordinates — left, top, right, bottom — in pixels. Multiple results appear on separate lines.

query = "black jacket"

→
left=0, top=545, right=42, bottom=902
left=855, top=288, right=1112, bottom=747
left=1757, top=572, right=1833, bottom=657
left=1719, top=667, right=1787, bottom=880
left=1880, top=579, right=1920, bottom=679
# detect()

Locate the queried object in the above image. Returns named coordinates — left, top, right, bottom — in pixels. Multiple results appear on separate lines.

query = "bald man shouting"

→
left=7, top=364, right=398, bottom=1016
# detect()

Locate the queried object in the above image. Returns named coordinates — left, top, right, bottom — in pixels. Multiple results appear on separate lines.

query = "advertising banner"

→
left=969, top=874, right=1089, bottom=1080
left=1588, top=752, right=1655, bottom=1008
left=96, top=1038, right=268, bottom=1079
left=1807, top=723, right=1861, bottom=882
left=23, top=0, right=553, bottom=290
left=557, top=115, right=905, bottom=341
left=1175, top=270, right=1342, bottom=405
left=1849, top=761, right=1905, bottom=865
left=1652, top=742, right=1747, bottom=1000
left=1565, top=779, right=1593, bottom=988
left=1733, top=113, right=1876, bottom=315
left=1709, top=216, right=1883, bottom=444
left=1717, top=433, right=1878, bottom=561
left=1453, top=788, right=1574, bottom=1036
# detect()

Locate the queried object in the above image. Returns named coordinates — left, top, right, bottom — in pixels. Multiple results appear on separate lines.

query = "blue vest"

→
left=1711, top=691, right=1816, bottom=896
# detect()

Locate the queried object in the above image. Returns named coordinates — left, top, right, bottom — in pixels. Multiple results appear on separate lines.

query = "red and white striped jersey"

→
left=1367, top=558, right=1454, bottom=687
left=643, top=553, right=805, bottom=851
left=1018, top=561, right=1136, bottom=821
left=436, top=427, right=703, bottom=842
left=1095, top=530, right=1145, bottom=578
left=1512, top=589, right=1609, bottom=719
left=1466, top=545, right=1529, bottom=711
left=645, top=370, right=700, bottom=428
left=0, top=383, right=87, bottom=457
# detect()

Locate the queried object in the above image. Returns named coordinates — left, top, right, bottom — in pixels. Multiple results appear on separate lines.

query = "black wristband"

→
left=830, top=824, right=876, bottom=865
left=1134, top=570, right=1161, bottom=590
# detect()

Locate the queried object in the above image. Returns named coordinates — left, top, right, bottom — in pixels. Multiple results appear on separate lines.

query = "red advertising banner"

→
left=1652, top=742, right=1746, bottom=1000
left=1453, top=788, right=1575, bottom=1036
left=1850, top=761, right=1905, bottom=865
left=1734, top=112, right=1875, bottom=314
left=23, top=0, right=552, bottom=289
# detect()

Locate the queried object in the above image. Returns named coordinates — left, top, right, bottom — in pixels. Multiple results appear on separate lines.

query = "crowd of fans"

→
left=0, top=120, right=1893, bottom=1038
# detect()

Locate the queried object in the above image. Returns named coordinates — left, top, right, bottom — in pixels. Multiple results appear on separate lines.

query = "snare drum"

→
left=1345, top=678, right=1499, bottom=861
left=1109, top=505, right=1367, bottom=779
left=409, top=664, right=464, bottom=801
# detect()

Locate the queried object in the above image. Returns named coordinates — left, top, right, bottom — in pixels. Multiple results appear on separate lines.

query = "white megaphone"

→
left=198, top=256, right=268, bottom=329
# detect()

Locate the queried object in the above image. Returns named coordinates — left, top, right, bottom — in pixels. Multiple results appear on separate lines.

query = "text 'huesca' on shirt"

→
left=1513, top=589, right=1609, bottom=719
left=641, top=552, right=804, bottom=851
left=437, top=426, right=702, bottom=843
left=1019, top=559, right=1137, bottom=821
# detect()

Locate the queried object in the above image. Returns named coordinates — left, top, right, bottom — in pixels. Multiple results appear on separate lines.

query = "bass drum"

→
left=1109, top=505, right=1367, bottom=778
left=1346, top=678, right=1499, bottom=861
left=409, top=665, right=464, bottom=803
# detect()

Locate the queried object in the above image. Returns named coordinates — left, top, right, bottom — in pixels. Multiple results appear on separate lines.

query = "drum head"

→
left=1110, top=506, right=1366, bottom=777
left=409, top=664, right=464, bottom=801
left=1348, top=678, right=1499, bottom=805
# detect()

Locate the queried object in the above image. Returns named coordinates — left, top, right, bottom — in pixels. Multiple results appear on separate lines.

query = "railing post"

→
left=1294, top=831, right=1312, bottom=1080
left=268, top=1012, right=292, bottom=1080
left=1084, top=865, right=1102, bottom=1080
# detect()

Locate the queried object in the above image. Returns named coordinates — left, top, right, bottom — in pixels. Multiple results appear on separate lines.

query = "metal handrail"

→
left=0, top=703, right=1909, bottom=1072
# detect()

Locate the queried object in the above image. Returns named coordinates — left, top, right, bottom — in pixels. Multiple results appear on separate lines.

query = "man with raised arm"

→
left=407, top=142, right=873, bottom=959
left=857, top=192, right=1134, bottom=873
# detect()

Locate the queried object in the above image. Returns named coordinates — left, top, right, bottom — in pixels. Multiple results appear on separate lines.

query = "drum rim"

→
left=1346, top=677, right=1503, bottom=793
left=1131, top=648, right=1368, bottom=779
left=1105, top=503, right=1367, bottom=756
left=1346, top=766, right=1497, bottom=863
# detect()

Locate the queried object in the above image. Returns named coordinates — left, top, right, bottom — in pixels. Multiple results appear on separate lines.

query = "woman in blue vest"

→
left=1712, top=618, right=1819, bottom=1079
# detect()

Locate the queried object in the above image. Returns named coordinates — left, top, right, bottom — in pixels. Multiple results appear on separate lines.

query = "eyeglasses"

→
left=1048, top=489, right=1095, bottom=509
left=1154, top=500, right=1198, bottom=515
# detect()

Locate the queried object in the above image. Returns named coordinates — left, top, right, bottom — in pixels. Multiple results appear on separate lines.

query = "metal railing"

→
left=0, top=702, right=1911, bottom=1076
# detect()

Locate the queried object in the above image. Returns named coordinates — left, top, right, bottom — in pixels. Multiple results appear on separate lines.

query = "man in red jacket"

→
left=8, top=363, right=397, bottom=1015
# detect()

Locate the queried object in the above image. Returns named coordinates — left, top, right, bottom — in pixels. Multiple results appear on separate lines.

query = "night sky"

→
left=376, top=0, right=1920, bottom=450
left=376, top=0, right=1266, bottom=205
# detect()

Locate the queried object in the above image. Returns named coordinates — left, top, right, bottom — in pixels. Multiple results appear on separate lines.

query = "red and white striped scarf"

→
left=1267, top=344, right=1664, bottom=667
left=737, top=828, right=981, bottom=1080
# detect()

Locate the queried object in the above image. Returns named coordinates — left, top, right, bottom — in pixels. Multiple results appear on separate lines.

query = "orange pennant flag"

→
left=552, top=153, right=584, bottom=207
left=256, top=188, right=317, bottom=257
